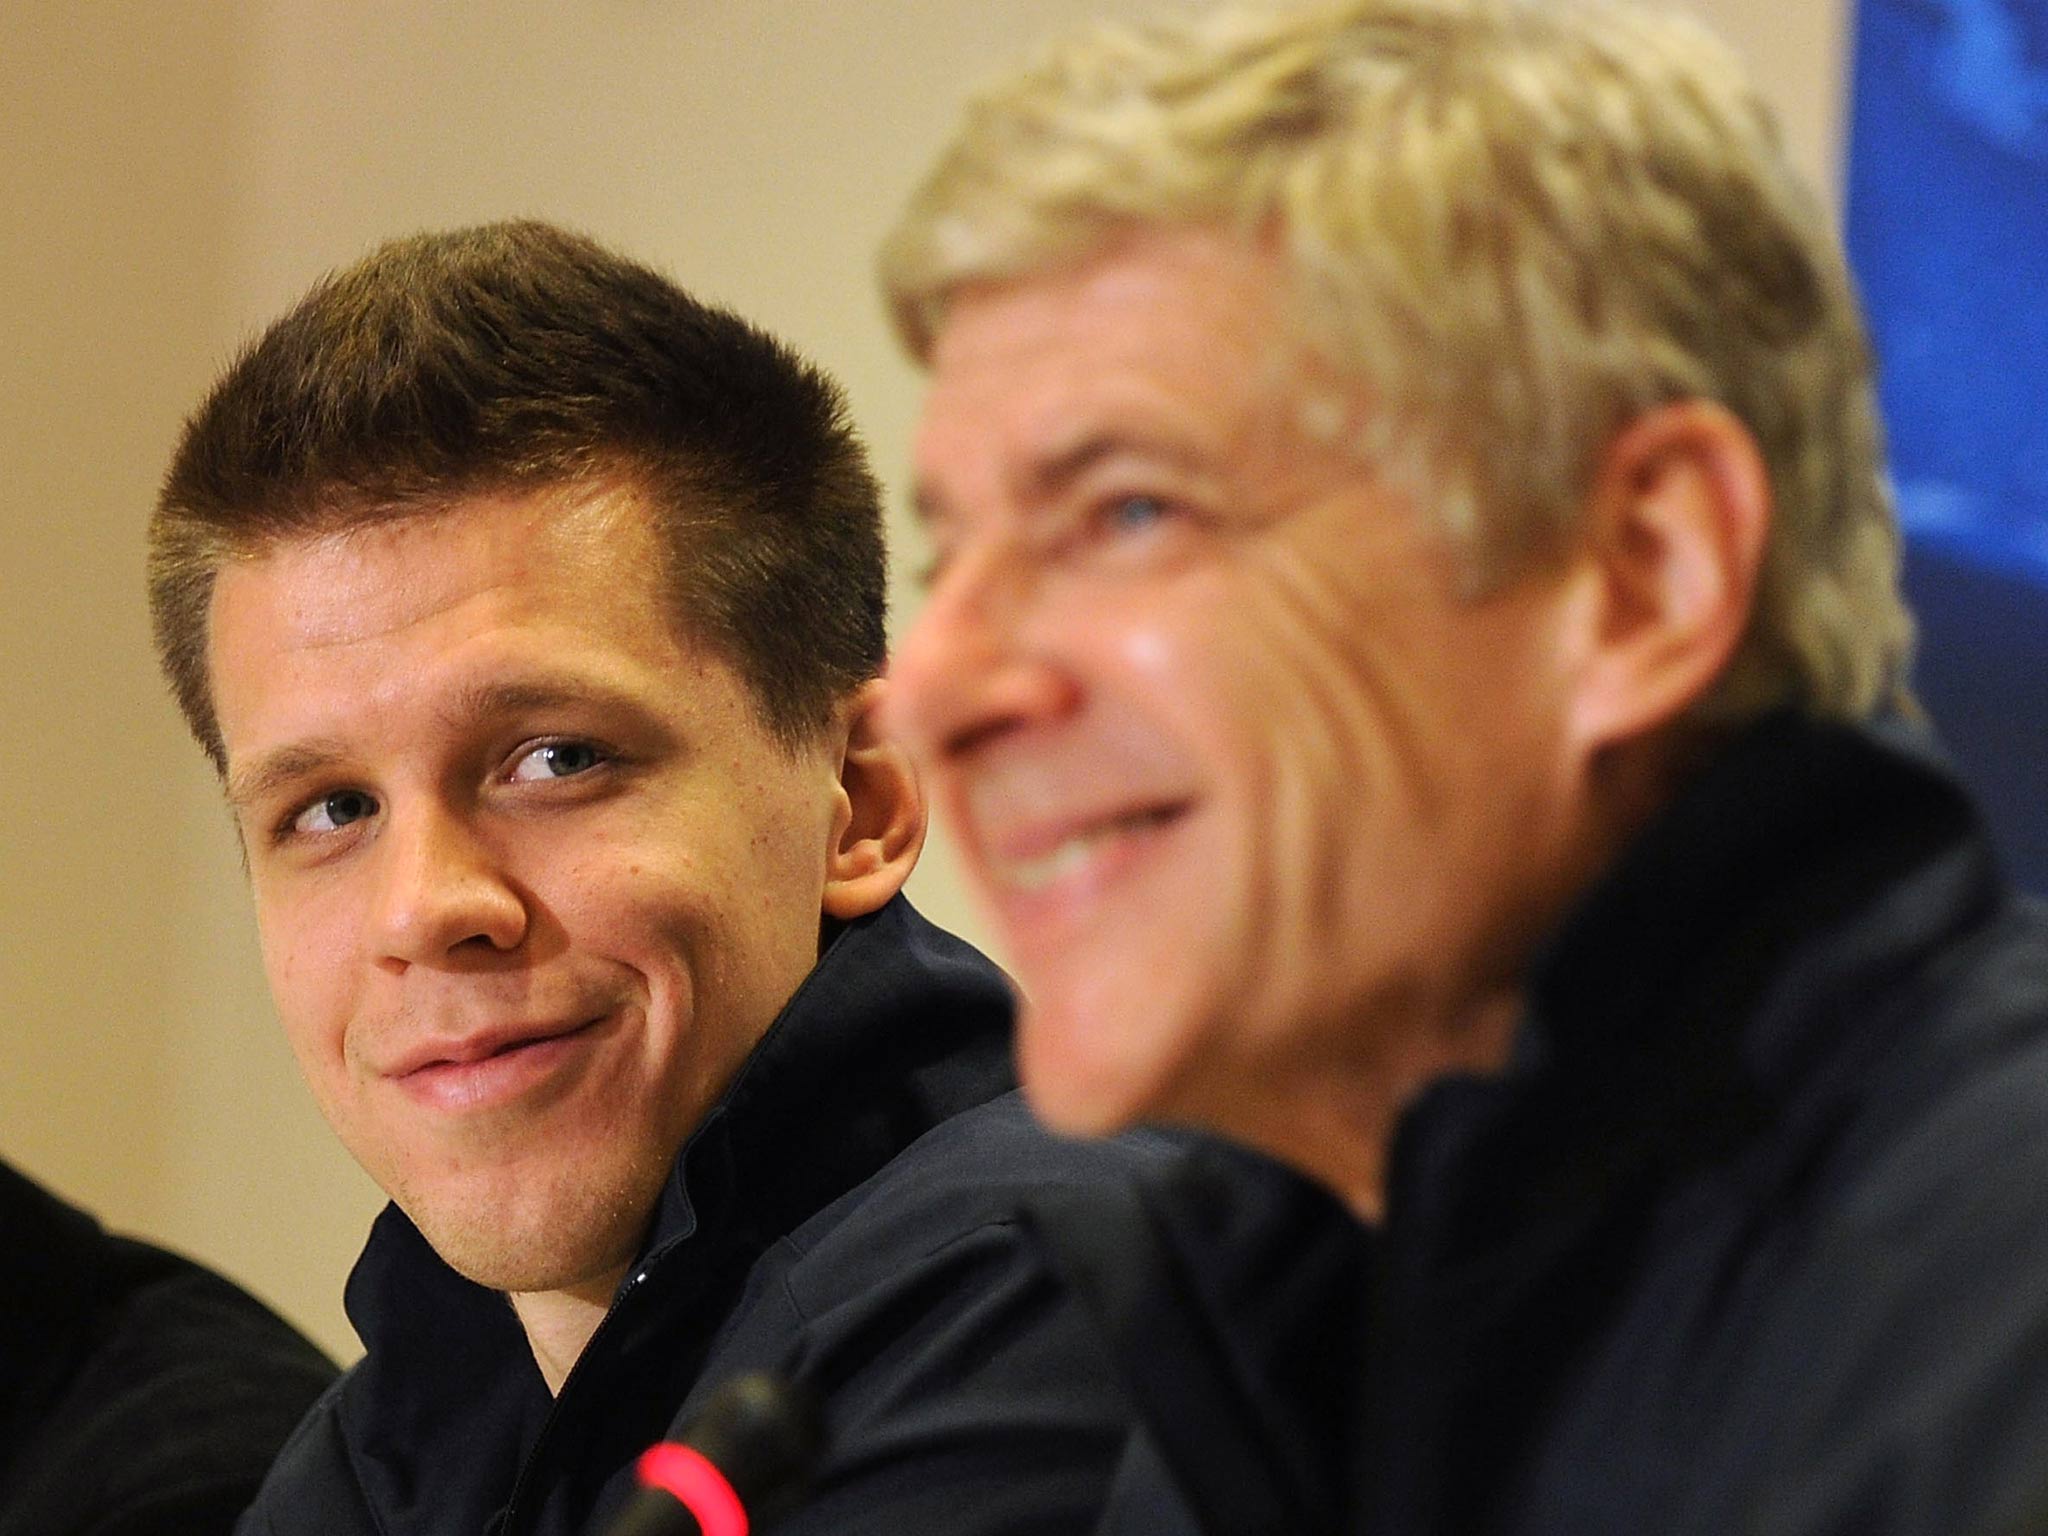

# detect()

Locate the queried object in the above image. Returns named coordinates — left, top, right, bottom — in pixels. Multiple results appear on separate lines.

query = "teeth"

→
left=988, top=810, right=1173, bottom=892
left=1000, top=833, right=1105, bottom=891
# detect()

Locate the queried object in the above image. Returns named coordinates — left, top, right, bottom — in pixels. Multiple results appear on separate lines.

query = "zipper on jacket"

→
left=495, top=1263, right=652, bottom=1536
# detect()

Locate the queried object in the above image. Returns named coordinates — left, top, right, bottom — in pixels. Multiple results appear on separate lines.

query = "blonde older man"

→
left=881, top=2, right=2048, bottom=1532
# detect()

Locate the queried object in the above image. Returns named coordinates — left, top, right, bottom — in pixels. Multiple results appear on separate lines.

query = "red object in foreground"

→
left=636, top=1443, right=749, bottom=1536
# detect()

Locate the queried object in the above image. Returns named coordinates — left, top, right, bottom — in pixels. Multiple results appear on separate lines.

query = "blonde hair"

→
left=881, top=0, right=1911, bottom=722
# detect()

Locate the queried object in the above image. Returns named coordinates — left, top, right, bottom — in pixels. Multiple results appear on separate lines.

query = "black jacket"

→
left=1358, top=715, right=2048, bottom=1534
left=1047, top=716, right=2048, bottom=1536
left=0, top=1160, right=337, bottom=1536
left=237, top=897, right=1191, bottom=1536
left=1026, top=1141, right=1376, bottom=1536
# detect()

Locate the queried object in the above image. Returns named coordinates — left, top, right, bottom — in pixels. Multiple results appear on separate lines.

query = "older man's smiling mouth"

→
left=981, top=805, right=1189, bottom=894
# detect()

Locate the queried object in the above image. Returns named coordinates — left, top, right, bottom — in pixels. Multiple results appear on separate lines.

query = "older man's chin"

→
left=1012, top=979, right=1216, bottom=1141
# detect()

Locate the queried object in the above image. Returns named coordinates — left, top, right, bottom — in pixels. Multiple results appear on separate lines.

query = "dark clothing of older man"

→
left=1361, top=714, right=2048, bottom=1535
left=1054, top=716, right=2048, bottom=1536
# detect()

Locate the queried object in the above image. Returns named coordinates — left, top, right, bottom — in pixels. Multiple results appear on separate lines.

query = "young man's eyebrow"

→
left=439, top=675, right=657, bottom=728
left=224, top=679, right=657, bottom=810
left=225, top=741, right=349, bottom=812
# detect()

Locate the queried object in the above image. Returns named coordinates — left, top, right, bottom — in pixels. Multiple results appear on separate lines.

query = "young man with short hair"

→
left=152, top=220, right=1194, bottom=1536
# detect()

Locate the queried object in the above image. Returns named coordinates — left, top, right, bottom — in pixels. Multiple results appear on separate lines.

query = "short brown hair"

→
left=153, top=220, right=886, bottom=770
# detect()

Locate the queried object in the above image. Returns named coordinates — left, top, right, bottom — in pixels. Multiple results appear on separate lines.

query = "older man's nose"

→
left=885, top=545, right=1078, bottom=767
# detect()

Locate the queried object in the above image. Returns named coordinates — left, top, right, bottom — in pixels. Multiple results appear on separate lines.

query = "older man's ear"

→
left=1563, top=400, right=1772, bottom=756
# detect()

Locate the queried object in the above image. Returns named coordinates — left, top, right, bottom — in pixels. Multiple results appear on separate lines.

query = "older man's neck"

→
left=1240, top=986, right=1527, bottom=1223
left=511, top=1267, right=632, bottom=1395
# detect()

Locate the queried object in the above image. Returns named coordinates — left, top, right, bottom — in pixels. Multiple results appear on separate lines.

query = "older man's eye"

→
left=292, top=790, right=379, bottom=836
left=1105, top=494, right=1169, bottom=533
left=509, top=741, right=608, bottom=782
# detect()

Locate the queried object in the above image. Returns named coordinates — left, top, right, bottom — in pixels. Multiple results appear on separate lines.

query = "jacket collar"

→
left=1395, top=714, right=1996, bottom=1235
left=640, top=894, right=1019, bottom=1277
left=1362, top=714, right=2002, bottom=1532
left=1522, top=712, right=1989, bottom=1119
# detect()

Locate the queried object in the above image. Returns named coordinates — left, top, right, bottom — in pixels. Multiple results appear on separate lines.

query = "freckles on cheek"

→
left=261, top=931, right=309, bottom=1008
left=257, top=907, right=352, bottom=1058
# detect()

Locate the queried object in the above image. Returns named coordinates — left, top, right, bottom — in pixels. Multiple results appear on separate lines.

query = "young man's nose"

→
left=369, top=806, right=529, bottom=969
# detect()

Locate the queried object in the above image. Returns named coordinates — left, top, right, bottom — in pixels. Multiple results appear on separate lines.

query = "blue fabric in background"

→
left=1845, top=0, right=2048, bottom=893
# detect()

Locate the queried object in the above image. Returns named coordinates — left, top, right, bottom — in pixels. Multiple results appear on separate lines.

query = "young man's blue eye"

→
left=544, top=743, right=601, bottom=775
left=511, top=742, right=606, bottom=781
left=292, top=789, right=378, bottom=836
left=331, top=791, right=375, bottom=823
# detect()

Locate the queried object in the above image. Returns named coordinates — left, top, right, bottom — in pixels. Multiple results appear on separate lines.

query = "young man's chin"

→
left=424, top=1210, right=642, bottom=1297
left=378, top=1156, right=655, bottom=1295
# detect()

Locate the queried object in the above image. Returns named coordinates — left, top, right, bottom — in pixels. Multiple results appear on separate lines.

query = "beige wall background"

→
left=1, top=0, right=1851, bottom=1363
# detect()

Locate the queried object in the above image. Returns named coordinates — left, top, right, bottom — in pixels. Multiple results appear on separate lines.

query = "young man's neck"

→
left=510, top=1267, right=631, bottom=1395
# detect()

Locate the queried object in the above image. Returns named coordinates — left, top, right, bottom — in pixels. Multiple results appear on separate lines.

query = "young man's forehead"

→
left=225, top=481, right=660, bottom=613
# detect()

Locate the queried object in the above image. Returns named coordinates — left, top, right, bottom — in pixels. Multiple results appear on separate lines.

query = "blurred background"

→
left=1, top=0, right=2035, bottom=1364
left=1845, top=0, right=2048, bottom=888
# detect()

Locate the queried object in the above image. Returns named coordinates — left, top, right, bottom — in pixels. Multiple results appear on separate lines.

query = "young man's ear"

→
left=1565, top=399, right=1772, bottom=753
left=822, top=678, right=929, bottom=921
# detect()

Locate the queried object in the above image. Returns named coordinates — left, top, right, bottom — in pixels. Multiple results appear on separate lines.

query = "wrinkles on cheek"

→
left=1241, top=539, right=1441, bottom=823
left=1219, top=543, right=1448, bottom=1033
left=1295, top=540, right=1450, bottom=792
